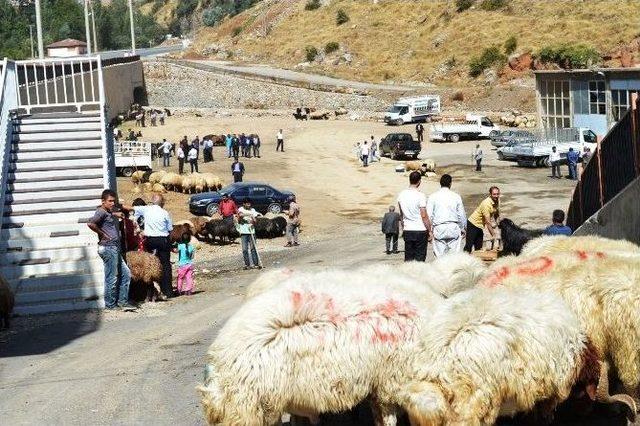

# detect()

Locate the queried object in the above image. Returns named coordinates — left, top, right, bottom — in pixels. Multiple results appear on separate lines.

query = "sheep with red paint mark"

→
left=402, top=287, right=636, bottom=425
left=478, top=250, right=640, bottom=398
left=199, top=270, right=443, bottom=426
left=521, top=234, right=640, bottom=257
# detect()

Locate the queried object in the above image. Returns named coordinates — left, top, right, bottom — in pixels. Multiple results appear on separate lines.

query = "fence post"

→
left=595, top=135, right=605, bottom=207
left=631, top=92, right=639, bottom=176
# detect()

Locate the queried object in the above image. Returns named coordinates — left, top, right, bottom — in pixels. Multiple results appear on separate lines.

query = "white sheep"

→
left=244, top=267, right=296, bottom=300
left=479, top=250, right=640, bottom=397
left=160, top=172, right=182, bottom=191
left=403, top=287, right=636, bottom=425
left=521, top=234, right=640, bottom=257
left=148, top=170, right=166, bottom=185
left=199, top=269, right=442, bottom=426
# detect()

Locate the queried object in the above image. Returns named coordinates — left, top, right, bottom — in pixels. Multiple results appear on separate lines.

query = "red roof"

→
left=46, top=39, right=87, bottom=49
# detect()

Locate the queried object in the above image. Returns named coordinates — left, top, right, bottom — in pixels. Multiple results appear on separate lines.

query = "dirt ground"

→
left=1, top=114, right=607, bottom=426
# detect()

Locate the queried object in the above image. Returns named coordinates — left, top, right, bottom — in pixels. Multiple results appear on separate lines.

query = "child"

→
left=176, top=232, right=196, bottom=295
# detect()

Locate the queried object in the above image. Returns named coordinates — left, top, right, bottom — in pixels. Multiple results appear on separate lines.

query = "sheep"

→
left=521, top=234, right=640, bottom=257
left=126, top=251, right=162, bottom=302
left=152, top=183, right=166, bottom=193
left=405, top=160, right=436, bottom=175
left=478, top=250, right=640, bottom=397
left=498, top=218, right=544, bottom=255
left=204, top=219, right=239, bottom=244
left=181, top=175, right=194, bottom=194
left=199, top=270, right=442, bottom=426
left=202, top=173, right=222, bottom=191
left=131, top=170, right=151, bottom=184
left=160, top=172, right=183, bottom=191
left=143, top=182, right=153, bottom=192
left=254, top=217, right=286, bottom=239
left=170, top=223, right=193, bottom=244
left=272, top=216, right=287, bottom=237
left=190, top=216, right=210, bottom=240
left=244, top=268, right=296, bottom=300
left=0, top=273, right=15, bottom=328
left=403, top=287, right=636, bottom=425
left=148, top=170, right=167, bottom=185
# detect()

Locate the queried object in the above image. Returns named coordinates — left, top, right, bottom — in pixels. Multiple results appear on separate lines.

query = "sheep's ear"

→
left=585, top=383, right=597, bottom=401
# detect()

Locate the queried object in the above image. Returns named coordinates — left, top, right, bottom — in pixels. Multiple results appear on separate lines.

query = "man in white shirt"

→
left=188, top=146, right=199, bottom=173
left=473, top=144, right=483, bottom=172
left=160, top=138, right=172, bottom=167
left=360, top=141, right=370, bottom=167
left=397, top=171, right=431, bottom=262
left=276, top=129, right=284, bottom=152
left=427, top=174, right=466, bottom=257
left=236, top=199, right=262, bottom=269
left=549, top=146, right=561, bottom=178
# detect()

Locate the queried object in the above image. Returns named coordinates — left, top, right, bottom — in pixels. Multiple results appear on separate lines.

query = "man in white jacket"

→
left=426, top=174, right=466, bottom=257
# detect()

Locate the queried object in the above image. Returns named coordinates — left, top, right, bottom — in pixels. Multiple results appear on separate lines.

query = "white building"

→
left=46, top=39, right=88, bottom=58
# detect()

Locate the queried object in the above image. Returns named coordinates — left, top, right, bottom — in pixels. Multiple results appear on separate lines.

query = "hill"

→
left=181, top=0, right=640, bottom=85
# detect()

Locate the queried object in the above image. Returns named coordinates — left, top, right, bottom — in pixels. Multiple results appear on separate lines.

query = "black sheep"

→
left=254, top=217, right=276, bottom=239
left=272, top=216, right=287, bottom=237
left=205, top=219, right=239, bottom=245
left=498, top=218, right=544, bottom=256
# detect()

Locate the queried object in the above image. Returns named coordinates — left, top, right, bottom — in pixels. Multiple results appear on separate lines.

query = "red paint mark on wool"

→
left=291, top=291, right=303, bottom=310
left=577, top=250, right=589, bottom=260
left=596, top=251, right=606, bottom=259
left=516, top=256, right=554, bottom=276
left=481, top=266, right=511, bottom=287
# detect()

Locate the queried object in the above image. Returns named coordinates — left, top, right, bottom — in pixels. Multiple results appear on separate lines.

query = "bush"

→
left=232, top=26, right=242, bottom=37
left=537, top=44, right=600, bottom=68
left=336, top=9, right=349, bottom=25
left=455, top=0, right=475, bottom=12
left=304, top=0, right=321, bottom=11
left=324, top=41, right=339, bottom=54
left=468, top=46, right=506, bottom=77
left=305, top=45, right=318, bottom=62
left=504, top=35, right=517, bottom=55
left=451, top=91, right=465, bottom=101
left=203, top=4, right=234, bottom=27
left=479, top=0, right=510, bottom=11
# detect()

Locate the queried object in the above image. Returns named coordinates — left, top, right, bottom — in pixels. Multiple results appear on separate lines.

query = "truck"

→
left=497, top=127, right=597, bottom=167
left=384, top=95, right=441, bottom=126
left=114, top=141, right=153, bottom=177
left=379, top=133, right=421, bottom=160
left=429, top=114, right=500, bottom=142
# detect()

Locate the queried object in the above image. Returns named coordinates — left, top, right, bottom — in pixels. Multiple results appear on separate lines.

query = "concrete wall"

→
left=574, top=176, right=640, bottom=244
left=102, top=60, right=145, bottom=122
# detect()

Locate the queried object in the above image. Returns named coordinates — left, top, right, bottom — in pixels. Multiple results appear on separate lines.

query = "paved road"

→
left=100, top=45, right=183, bottom=60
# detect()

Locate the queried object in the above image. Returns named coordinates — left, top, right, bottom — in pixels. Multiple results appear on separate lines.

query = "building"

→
left=535, top=68, right=640, bottom=136
left=46, top=38, right=87, bottom=58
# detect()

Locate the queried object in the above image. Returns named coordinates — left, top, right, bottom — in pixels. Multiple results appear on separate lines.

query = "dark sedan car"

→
left=189, top=182, right=295, bottom=217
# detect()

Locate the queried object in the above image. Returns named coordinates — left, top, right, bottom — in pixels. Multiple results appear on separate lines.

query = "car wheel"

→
left=542, top=156, right=551, bottom=168
left=449, top=134, right=460, bottom=143
left=424, top=116, right=432, bottom=123
left=412, top=154, right=419, bottom=160
left=497, top=152, right=505, bottom=160
left=396, top=119, right=404, bottom=126
left=268, top=203, right=282, bottom=214
left=489, top=130, right=500, bottom=139
left=206, top=203, right=220, bottom=217
left=121, top=167, right=134, bottom=177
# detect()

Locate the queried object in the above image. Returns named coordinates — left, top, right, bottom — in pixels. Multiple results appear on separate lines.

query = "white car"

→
left=430, top=115, right=499, bottom=142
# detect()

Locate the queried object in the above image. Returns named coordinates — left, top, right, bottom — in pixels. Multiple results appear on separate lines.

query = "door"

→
left=249, top=185, right=270, bottom=212
left=231, top=187, right=249, bottom=205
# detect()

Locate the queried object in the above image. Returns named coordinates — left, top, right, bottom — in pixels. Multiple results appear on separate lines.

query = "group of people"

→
left=354, top=136, right=379, bottom=167
left=385, top=173, right=572, bottom=260
left=549, top=145, right=592, bottom=180
left=134, top=108, right=168, bottom=128
left=224, top=133, right=263, bottom=159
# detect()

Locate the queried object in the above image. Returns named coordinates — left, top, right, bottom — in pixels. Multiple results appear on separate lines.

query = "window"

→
left=611, top=89, right=639, bottom=121
left=573, top=81, right=590, bottom=114
left=250, top=187, right=267, bottom=197
left=582, top=129, right=597, bottom=144
left=589, top=81, right=605, bottom=115
left=540, top=79, right=571, bottom=128
left=481, top=118, right=494, bottom=127
left=233, top=187, right=249, bottom=198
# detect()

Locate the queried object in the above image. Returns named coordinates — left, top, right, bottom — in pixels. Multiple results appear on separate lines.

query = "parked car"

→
left=189, top=182, right=295, bottom=217
left=379, top=133, right=421, bottom=159
left=497, top=139, right=532, bottom=161
left=430, top=115, right=499, bottom=142
left=384, top=95, right=441, bottom=125
left=490, top=130, right=535, bottom=148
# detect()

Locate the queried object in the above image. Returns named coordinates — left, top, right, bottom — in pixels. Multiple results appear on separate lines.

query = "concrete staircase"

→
left=2, top=112, right=106, bottom=314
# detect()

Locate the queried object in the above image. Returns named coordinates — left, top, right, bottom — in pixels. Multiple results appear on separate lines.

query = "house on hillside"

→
left=46, top=39, right=87, bottom=58
left=534, top=68, right=640, bottom=136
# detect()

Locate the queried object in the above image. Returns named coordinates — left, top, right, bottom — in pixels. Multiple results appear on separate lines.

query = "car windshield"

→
left=582, top=130, right=597, bottom=144
left=388, top=105, right=407, bottom=114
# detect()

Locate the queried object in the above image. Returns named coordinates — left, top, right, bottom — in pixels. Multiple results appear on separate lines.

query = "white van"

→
left=384, top=95, right=441, bottom=125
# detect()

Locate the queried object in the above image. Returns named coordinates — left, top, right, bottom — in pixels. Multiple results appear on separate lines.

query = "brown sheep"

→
left=170, top=223, right=193, bottom=244
left=190, top=216, right=210, bottom=240
left=0, top=273, right=15, bottom=328
left=126, top=251, right=162, bottom=302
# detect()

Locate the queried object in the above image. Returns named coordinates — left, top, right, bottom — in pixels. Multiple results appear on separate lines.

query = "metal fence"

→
left=567, top=94, right=640, bottom=230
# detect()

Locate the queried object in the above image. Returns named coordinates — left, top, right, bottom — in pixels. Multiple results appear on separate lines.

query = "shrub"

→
left=304, top=0, right=321, bottom=11
left=455, top=0, right=475, bottom=12
left=232, top=26, right=242, bottom=37
left=504, top=35, right=517, bottom=55
left=479, top=0, right=510, bottom=10
left=324, top=41, right=339, bottom=54
left=305, top=45, right=318, bottom=62
left=537, top=44, right=600, bottom=68
left=336, top=9, right=349, bottom=25
left=468, top=46, right=506, bottom=77
left=451, top=91, right=465, bottom=101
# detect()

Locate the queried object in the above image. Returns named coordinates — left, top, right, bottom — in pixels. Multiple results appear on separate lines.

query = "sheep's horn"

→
left=595, top=361, right=637, bottom=421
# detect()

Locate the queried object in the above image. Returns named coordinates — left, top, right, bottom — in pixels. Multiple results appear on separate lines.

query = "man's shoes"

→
left=393, top=250, right=399, bottom=254
left=243, top=266, right=250, bottom=270
left=386, top=251, right=391, bottom=255
left=285, top=242, right=292, bottom=247
left=119, top=303, right=138, bottom=312
left=293, top=242, right=300, bottom=246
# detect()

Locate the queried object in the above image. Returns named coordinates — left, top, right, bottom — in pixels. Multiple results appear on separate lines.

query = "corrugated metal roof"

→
left=46, top=39, right=87, bottom=49
left=534, top=67, right=640, bottom=74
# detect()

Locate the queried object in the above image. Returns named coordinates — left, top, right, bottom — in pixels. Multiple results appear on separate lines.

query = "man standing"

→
left=543, top=209, right=573, bottom=236
left=188, top=144, right=199, bottom=173
left=203, top=137, right=214, bottom=163
left=231, top=134, right=240, bottom=160
left=177, top=141, right=186, bottom=175
left=582, top=146, right=593, bottom=167
left=381, top=205, right=401, bottom=255
left=549, top=146, right=561, bottom=178
left=370, top=135, right=378, bottom=163
left=567, top=147, right=579, bottom=180
left=361, top=141, right=370, bottom=167
left=464, top=186, right=500, bottom=253
left=397, top=171, right=431, bottom=262
left=225, top=134, right=233, bottom=158
left=252, top=135, right=261, bottom=158
left=416, top=122, right=424, bottom=143
left=473, top=144, right=483, bottom=172
left=236, top=199, right=262, bottom=270
left=88, top=190, right=135, bottom=310
left=127, top=194, right=174, bottom=299
left=231, top=159, right=245, bottom=183
left=219, top=194, right=238, bottom=225
left=284, top=195, right=301, bottom=247
left=160, top=138, right=172, bottom=167
left=276, top=129, right=285, bottom=152
left=427, top=174, right=466, bottom=257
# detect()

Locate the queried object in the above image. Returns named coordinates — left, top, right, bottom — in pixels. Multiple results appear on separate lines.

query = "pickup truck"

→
left=497, top=127, right=597, bottom=167
left=115, top=141, right=153, bottom=176
left=379, top=133, right=421, bottom=160
left=430, top=115, right=500, bottom=142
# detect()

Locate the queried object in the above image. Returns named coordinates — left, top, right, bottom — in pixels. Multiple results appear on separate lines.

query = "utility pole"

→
left=34, top=0, right=44, bottom=59
left=29, top=25, right=35, bottom=59
left=128, top=0, right=136, bottom=54
left=90, top=0, right=98, bottom=53
left=84, top=0, right=92, bottom=55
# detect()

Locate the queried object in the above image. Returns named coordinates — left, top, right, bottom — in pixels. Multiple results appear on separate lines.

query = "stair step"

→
left=1, top=246, right=97, bottom=266
left=10, top=148, right=102, bottom=162
left=8, top=170, right=103, bottom=183
left=5, top=190, right=101, bottom=205
left=9, top=180, right=103, bottom=193
left=1, top=222, right=93, bottom=239
left=13, top=130, right=103, bottom=142
left=2, top=258, right=103, bottom=280
left=2, top=210, right=95, bottom=227
left=15, top=112, right=101, bottom=123
left=9, top=157, right=103, bottom=172
left=0, top=234, right=97, bottom=252
left=11, top=140, right=102, bottom=151
left=13, top=122, right=101, bottom=133
left=13, top=298, right=105, bottom=316
left=14, top=286, right=105, bottom=307
left=3, top=199, right=99, bottom=216
left=9, top=271, right=104, bottom=294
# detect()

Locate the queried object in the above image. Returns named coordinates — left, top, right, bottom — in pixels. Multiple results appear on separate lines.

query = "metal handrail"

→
left=0, top=59, right=19, bottom=223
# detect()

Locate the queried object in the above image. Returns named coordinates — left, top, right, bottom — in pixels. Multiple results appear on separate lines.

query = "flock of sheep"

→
left=130, top=170, right=224, bottom=194
left=198, top=234, right=640, bottom=425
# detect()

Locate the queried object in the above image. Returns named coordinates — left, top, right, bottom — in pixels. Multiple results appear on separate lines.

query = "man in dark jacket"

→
left=381, top=205, right=401, bottom=254
left=416, top=123, right=425, bottom=143
left=231, top=159, right=245, bottom=183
